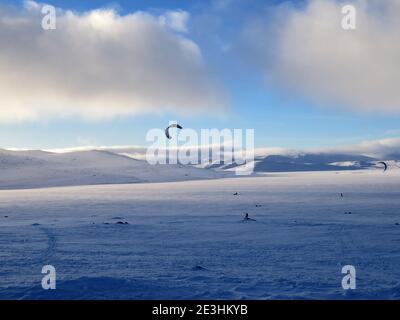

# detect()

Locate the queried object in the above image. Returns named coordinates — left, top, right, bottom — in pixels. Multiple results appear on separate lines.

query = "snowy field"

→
left=1, top=170, right=400, bottom=300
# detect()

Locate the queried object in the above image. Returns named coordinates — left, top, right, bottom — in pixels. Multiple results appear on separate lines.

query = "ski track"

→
left=0, top=171, right=400, bottom=299
left=38, top=226, right=57, bottom=263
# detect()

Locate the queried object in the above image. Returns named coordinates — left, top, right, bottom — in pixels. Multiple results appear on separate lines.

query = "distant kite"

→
left=165, top=123, right=183, bottom=139
left=378, top=161, right=388, bottom=172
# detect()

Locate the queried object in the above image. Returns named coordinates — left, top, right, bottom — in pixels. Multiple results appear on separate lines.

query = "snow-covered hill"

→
left=252, top=153, right=378, bottom=172
left=0, top=149, right=230, bottom=189
left=206, top=153, right=400, bottom=173
left=0, top=148, right=398, bottom=189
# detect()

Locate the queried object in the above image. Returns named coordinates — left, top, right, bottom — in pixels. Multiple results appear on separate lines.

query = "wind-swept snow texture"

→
left=1, top=170, right=400, bottom=299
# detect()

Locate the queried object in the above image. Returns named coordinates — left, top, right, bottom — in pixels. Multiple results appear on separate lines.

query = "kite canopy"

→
left=165, top=123, right=183, bottom=139
left=378, top=161, right=388, bottom=172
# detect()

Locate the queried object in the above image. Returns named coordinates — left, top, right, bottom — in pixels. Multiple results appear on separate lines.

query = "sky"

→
left=0, top=0, right=400, bottom=150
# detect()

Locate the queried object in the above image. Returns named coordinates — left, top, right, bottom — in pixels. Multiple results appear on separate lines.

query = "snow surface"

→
left=1, top=170, right=400, bottom=300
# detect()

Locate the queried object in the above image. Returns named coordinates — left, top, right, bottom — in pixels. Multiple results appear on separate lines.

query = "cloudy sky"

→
left=1, top=0, right=400, bottom=150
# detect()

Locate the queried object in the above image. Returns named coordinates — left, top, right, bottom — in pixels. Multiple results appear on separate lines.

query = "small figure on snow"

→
left=243, top=213, right=256, bottom=222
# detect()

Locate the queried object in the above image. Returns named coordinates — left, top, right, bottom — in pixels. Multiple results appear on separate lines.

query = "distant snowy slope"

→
left=208, top=153, right=375, bottom=173
left=0, top=148, right=398, bottom=189
left=252, top=153, right=377, bottom=172
left=0, top=149, right=230, bottom=189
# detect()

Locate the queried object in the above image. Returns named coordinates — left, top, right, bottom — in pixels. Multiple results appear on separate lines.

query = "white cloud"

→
left=242, top=0, right=400, bottom=113
left=42, top=137, right=400, bottom=160
left=24, top=0, right=40, bottom=10
left=256, top=137, right=400, bottom=159
left=322, top=137, right=400, bottom=158
left=0, top=2, right=224, bottom=123
left=158, top=10, right=190, bottom=33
